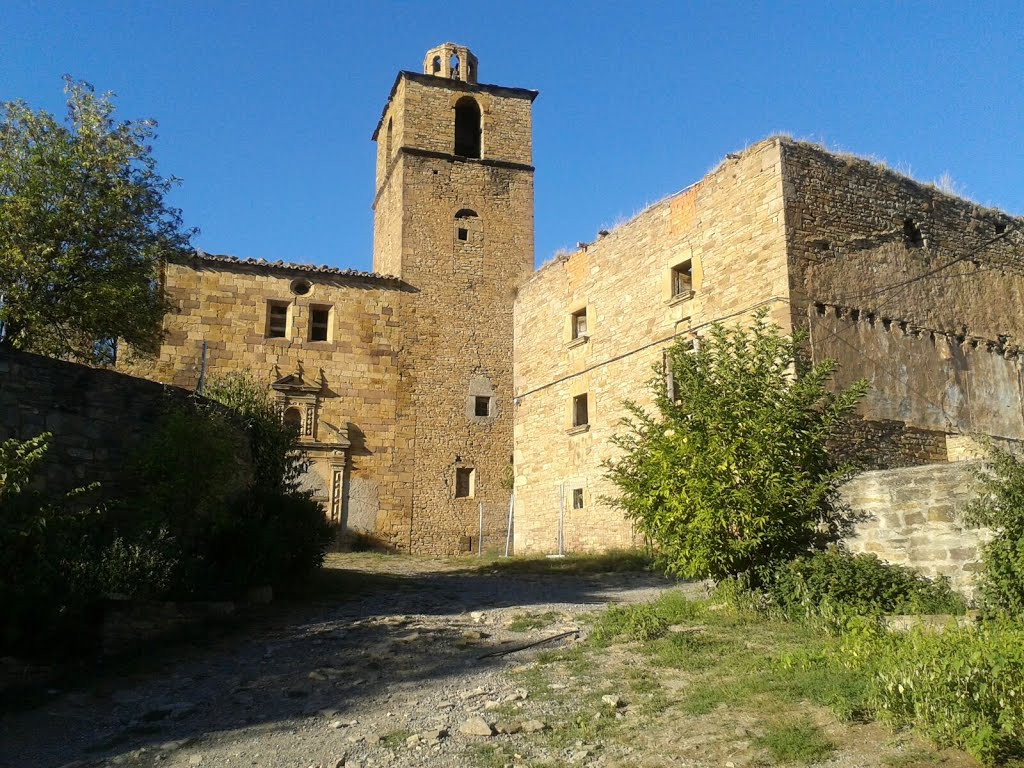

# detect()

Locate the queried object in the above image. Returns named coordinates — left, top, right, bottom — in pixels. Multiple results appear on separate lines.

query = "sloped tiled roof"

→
left=180, top=249, right=400, bottom=283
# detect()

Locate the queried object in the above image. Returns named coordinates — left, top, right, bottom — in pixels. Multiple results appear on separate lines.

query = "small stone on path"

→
left=458, top=716, right=495, bottom=737
left=520, top=719, right=547, bottom=733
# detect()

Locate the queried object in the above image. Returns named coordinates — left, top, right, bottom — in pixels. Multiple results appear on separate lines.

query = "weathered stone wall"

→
left=512, top=138, right=790, bottom=555
left=371, top=71, right=535, bottom=554
left=807, top=304, right=1024, bottom=441
left=842, top=462, right=992, bottom=597
left=122, top=257, right=408, bottom=547
left=782, top=140, right=1024, bottom=444
left=0, top=348, right=245, bottom=498
left=830, top=416, right=948, bottom=470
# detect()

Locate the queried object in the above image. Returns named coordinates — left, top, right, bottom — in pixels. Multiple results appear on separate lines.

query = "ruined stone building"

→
left=129, top=44, right=1024, bottom=557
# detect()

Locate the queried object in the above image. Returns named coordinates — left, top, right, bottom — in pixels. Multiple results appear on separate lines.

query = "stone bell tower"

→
left=370, top=45, right=537, bottom=553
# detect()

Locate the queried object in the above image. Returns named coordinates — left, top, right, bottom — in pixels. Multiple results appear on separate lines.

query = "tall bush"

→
left=607, top=310, right=866, bottom=581
left=963, top=441, right=1024, bottom=616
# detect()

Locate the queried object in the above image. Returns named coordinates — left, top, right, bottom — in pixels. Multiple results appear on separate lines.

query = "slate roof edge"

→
left=173, top=250, right=400, bottom=284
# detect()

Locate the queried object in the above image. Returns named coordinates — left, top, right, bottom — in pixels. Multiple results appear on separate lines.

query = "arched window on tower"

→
left=454, top=97, right=481, bottom=159
left=454, top=208, right=482, bottom=247
left=432, top=56, right=441, bottom=75
left=449, top=53, right=460, bottom=79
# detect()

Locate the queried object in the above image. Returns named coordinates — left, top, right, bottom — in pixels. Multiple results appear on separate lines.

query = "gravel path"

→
left=1, top=558, right=686, bottom=768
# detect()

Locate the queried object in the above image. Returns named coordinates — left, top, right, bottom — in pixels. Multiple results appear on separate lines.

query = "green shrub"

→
left=842, top=621, right=1024, bottom=765
left=592, top=604, right=668, bottom=643
left=591, top=590, right=703, bottom=644
left=125, top=377, right=332, bottom=597
left=606, top=310, right=866, bottom=581
left=963, top=442, right=1024, bottom=617
left=765, top=549, right=966, bottom=620
left=0, top=434, right=106, bottom=656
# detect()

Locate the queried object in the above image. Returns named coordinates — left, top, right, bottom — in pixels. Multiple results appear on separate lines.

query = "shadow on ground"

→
left=0, top=553, right=683, bottom=767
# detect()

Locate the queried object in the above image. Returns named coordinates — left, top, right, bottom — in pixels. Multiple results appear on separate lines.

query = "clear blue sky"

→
left=4, top=1, right=1022, bottom=272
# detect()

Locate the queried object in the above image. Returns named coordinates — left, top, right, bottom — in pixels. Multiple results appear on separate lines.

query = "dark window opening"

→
left=572, top=393, right=589, bottom=427
left=283, top=407, right=302, bottom=435
left=671, top=259, right=693, bottom=298
left=995, top=221, right=1007, bottom=234
left=571, top=308, right=587, bottom=339
left=310, top=307, right=330, bottom=342
left=455, top=467, right=474, bottom=498
left=903, top=218, right=925, bottom=248
left=432, top=56, right=441, bottom=74
left=474, top=396, right=490, bottom=417
left=449, top=53, right=460, bottom=79
left=454, top=97, right=481, bottom=158
left=290, top=278, right=311, bottom=296
left=457, top=227, right=468, bottom=241
left=385, top=118, right=393, bottom=158
left=572, top=488, right=584, bottom=510
left=267, top=302, right=288, bottom=338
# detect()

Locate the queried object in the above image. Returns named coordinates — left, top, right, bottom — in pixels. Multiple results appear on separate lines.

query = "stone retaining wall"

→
left=0, top=347, right=239, bottom=498
left=842, top=461, right=992, bottom=597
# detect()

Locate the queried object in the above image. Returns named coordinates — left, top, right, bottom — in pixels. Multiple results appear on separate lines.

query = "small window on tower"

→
left=310, top=306, right=331, bottom=342
left=455, top=467, right=475, bottom=498
left=474, top=396, right=491, bottom=417
left=267, top=301, right=289, bottom=338
left=572, top=488, right=584, bottom=510
left=457, top=227, right=468, bottom=241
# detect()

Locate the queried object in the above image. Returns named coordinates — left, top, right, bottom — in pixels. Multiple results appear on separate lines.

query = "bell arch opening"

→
left=453, top=97, right=481, bottom=159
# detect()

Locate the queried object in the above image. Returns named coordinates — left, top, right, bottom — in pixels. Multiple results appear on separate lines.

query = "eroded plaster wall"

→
left=782, top=140, right=1024, bottom=442
left=512, top=138, right=789, bottom=555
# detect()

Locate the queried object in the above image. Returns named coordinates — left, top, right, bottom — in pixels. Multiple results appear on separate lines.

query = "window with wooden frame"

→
left=571, top=307, right=588, bottom=340
left=671, top=259, right=693, bottom=299
left=309, top=305, right=331, bottom=342
left=455, top=467, right=475, bottom=498
left=267, top=301, right=289, bottom=338
left=572, top=393, right=589, bottom=428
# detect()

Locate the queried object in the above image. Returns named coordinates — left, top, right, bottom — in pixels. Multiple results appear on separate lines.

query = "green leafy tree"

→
left=963, top=441, right=1024, bottom=616
left=0, top=77, right=194, bottom=363
left=607, top=310, right=867, bottom=581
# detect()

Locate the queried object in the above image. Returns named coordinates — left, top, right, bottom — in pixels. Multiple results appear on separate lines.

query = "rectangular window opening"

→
left=572, top=393, right=589, bottom=427
left=455, top=467, right=475, bottom=498
left=671, top=260, right=693, bottom=298
left=571, top=308, right=588, bottom=339
left=457, top=227, right=468, bottom=241
left=310, top=306, right=331, bottom=342
left=474, top=396, right=491, bottom=417
left=267, top=301, right=289, bottom=338
left=572, top=488, right=584, bottom=510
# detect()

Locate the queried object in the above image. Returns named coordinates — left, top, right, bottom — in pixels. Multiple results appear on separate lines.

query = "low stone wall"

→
left=842, top=461, right=992, bottom=597
left=0, top=347, right=247, bottom=498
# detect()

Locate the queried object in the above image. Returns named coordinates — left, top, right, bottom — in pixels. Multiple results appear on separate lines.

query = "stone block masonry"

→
left=842, top=462, right=992, bottom=598
left=513, top=134, right=1024, bottom=556
left=513, top=139, right=789, bottom=555
left=122, top=255, right=410, bottom=550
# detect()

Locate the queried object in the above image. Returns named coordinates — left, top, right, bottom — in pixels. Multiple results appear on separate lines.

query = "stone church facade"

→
left=128, top=44, right=1024, bottom=556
